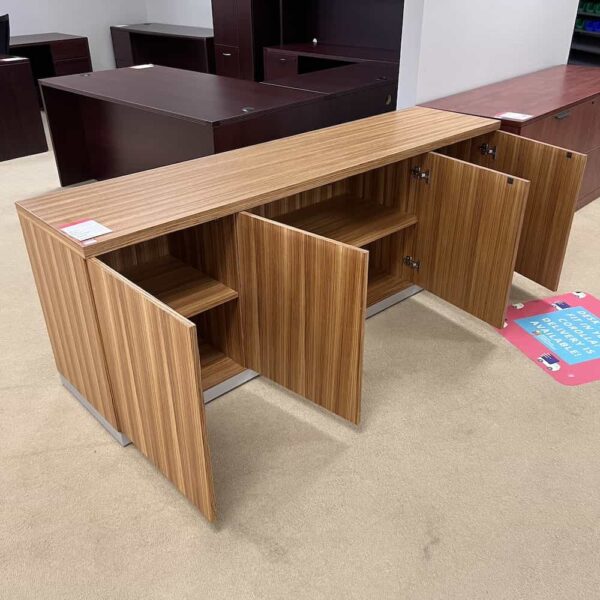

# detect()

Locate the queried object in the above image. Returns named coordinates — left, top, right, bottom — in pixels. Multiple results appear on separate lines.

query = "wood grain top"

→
left=112, top=23, right=214, bottom=39
left=16, top=107, right=499, bottom=258
left=422, top=66, right=600, bottom=127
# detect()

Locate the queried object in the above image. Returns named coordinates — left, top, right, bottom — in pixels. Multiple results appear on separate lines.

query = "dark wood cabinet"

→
left=213, top=0, right=403, bottom=85
left=0, top=55, right=48, bottom=161
left=212, top=0, right=280, bottom=81
left=9, top=33, right=93, bottom=104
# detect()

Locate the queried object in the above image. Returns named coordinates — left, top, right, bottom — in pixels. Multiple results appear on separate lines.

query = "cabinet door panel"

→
left=453, top=131, right=587, bottom=290
left=236, top=212, right=368, bottom=425
left=410, top=153, right=529, bottom=328
left=88, top=259, right=216, bottom=521
left=212, top=0, right=239, bottom=47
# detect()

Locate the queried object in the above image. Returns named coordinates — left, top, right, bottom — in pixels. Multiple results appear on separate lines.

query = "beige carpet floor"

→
left=1, top=140, right=599, bottom=599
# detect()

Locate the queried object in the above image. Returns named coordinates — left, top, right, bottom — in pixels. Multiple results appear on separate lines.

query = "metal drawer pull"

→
left=222, top=52, right=232, bottom=57
left=279, top=58, right=288, bottom=63
left=555, top=111, right=571, bottom=120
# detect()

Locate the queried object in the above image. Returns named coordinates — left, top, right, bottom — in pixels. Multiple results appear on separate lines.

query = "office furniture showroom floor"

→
left=1, top=130, right=599, bottom=600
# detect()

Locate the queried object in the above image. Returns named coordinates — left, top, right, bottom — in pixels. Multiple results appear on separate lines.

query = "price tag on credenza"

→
left=495, top=112, right=533, bottom=122
left=60, top=219, right=112, bottom=242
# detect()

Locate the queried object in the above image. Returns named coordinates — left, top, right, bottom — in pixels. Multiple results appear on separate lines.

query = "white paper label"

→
left=60, top=219, right=112, bottom=242
left=495, top=112, right=533, bottom=122
left=130, top=64, right=154, bottom=69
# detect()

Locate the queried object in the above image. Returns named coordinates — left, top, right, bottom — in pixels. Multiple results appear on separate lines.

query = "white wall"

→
left=399, top=0, right=579, bottom=106
left=1, top=0, right=147, bottom=70
left=145, top=0, right=213, bottom=27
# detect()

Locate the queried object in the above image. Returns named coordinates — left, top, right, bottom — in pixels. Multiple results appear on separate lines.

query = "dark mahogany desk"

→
left=40, top=64, right=397, bottom=186
left=9, top=33, right=92, bottom=88
left=0, top=55, right=47, bottom=161
left=111, top=23, right=214, bottom=73
left=423, top=65, right=600, bottom=209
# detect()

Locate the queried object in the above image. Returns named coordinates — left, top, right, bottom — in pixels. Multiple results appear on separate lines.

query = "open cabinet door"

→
left=408, top=152, right=529, bottom=329
left=236, top=212, right=368, bottom=425
left=88, top=259, right=216, bottom=522
left=444, top=131, right=587, bottom=290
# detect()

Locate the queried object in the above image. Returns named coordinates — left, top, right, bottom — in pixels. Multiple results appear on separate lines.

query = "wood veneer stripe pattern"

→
left=409, top=153, right=530, bottom=328
left=17, top=108, right=500, bottom=257
left=88, top=258, right=216, bottom=521
left=236, top=212, right=368, bottom=424
left=19, top=214, right=119, bottom=427
left=452, top=131, right=587, bottom=291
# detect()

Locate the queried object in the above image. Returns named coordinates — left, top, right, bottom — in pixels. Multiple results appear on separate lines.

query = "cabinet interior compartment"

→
left=192, top=301, right=246, bottom=391
left=98, top=216, right=247, bottom=390
left=364, top=231, right=414, bottom=307
left=99, top=216, right=240, bottom=319
left=251, top=160, right=419, bottom=308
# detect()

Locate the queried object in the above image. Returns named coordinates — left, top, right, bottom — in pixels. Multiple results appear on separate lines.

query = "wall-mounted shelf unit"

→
left=570, top=3, right=600, bottom=65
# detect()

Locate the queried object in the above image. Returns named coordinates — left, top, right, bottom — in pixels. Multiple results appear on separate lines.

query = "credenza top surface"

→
left=422, top=65, right=600, bottom=127
left=16, top=107, right=499, bottom=258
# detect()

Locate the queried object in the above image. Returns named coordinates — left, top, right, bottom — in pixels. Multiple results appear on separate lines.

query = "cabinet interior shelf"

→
left=571, top=41, right=600, bottom=55
left=574, top=29, right=600, bottom=38
left=275, top=195, right=418, bottom=248
left=198, top=338, right=246, bottom=391
left=367, top=271, right=413, bottom=307
left=123, top=255, right=239, bottom=318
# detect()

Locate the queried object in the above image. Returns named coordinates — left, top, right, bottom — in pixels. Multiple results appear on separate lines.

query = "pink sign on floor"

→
left=500, top=292, right=600, bottom=386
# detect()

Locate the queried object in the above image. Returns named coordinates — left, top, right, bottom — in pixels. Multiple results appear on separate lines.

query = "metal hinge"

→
left=403, top=256, right=420, bottom=271
left=411, top=166, right=430, bottom=183
left=479, top=143, right=497, bottom=159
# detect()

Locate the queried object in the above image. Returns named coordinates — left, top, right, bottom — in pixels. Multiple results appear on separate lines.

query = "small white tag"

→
left=60, top=219, right=112, bottom=242
left=495, top=111, right=533, bottom=122
left=1, top=57, right=25, bottom=62
left=130, top=64, right=154, bottom=69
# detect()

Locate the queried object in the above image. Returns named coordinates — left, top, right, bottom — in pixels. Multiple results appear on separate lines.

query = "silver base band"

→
left=366, top=285, right=422, bottom=319
left=61, top=289, right=418, bottom=445
left=203, top=369, right=259, bottom=404
left=60, top=375, right=132, bottom=447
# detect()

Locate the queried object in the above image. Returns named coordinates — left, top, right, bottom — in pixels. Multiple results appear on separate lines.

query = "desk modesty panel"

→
left=17, top=108, right=586, bottom=522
